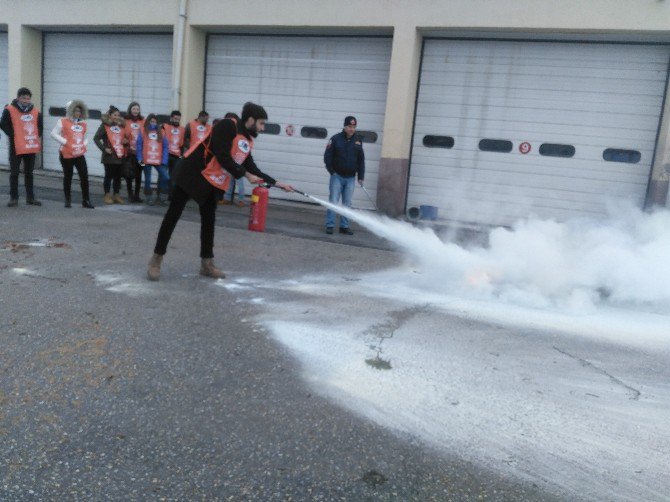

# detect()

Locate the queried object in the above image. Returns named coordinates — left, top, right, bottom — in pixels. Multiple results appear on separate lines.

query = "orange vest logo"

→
left=143, top=131, right=162, bottom=166
left=61, top=119, right=87, bottom=158
left=163, top=124, right=185, bottom=156
left=6, top=106, right=40, bottom=155
left=106, top=125, right=125, bottom=158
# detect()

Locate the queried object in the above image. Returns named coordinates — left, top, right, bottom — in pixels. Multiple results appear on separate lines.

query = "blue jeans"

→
left=224, top=177, right=246, bottom=201
left=143, top=164, right=170, bottom=192
left=326, top=173, right=355, bottom=229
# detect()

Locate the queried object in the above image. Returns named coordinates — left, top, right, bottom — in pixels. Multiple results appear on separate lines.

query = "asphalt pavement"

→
left=0, top=168, right=558, bottom=500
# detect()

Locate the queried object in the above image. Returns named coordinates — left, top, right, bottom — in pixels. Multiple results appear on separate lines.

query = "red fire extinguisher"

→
left=248, top=185, right=269, bottom=232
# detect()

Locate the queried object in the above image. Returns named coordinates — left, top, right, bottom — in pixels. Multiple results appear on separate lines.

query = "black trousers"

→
left=125, top=156, right=143, bottom=196
left=8, top=144, right=36, bottom=200
left=154, top=185, right=217, bottom=258
left=103, top=163, right=122, bottom=194
left=60, top=154, right=90, bottom=202
left=167, top=155, right=180, bottom=185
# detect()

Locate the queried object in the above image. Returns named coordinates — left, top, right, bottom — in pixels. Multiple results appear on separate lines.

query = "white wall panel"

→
left=205, top=35, right=392, bottom=208
left=42, top=33, right=173, bottom=176
left=408, top=40, right=669, bottom=226
left=0, top=33, right=8, bottom=164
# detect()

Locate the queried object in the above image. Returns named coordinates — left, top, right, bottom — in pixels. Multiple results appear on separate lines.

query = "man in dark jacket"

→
left=323, top=115, right=365, bottom=234
left=0, top=87, right=43, bottom=207
left=147, top=102, right=294, bottom=281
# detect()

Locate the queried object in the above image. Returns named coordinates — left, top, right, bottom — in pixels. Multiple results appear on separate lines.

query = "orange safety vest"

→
left=6, top=105, right=41, bottom=155
left=142, top=130, right=163, bottom=166
left=60, top=119, right=87, bottom=158
left=183, top=119, right=253, bottom=191
left=105, top=124, right=126, bottom=159
left=125, top=118, right=145, bottom=152
left=189, top=120, right=211, bottom=144
left=162, top=123, right=185, bottom=156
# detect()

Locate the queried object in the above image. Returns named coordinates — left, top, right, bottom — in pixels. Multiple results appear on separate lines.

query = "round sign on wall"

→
left=519, top=142, right=531, bottom=154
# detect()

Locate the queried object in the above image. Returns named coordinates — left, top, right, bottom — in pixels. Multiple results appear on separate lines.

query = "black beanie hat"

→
left=343, top=116, right=357, bottom=127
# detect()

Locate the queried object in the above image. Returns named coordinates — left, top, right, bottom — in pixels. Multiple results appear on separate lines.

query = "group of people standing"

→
left=92, top=103, right=213, bottom=207
left=1, top=86, right=217, bottom=209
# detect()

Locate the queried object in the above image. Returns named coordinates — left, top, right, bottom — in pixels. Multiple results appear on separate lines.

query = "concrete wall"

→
left=1, top=0, right=670, bottom=210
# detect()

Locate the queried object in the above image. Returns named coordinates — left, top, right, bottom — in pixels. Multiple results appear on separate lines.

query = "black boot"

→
left=82, top=200, right=95, bottom=209
left=65, top=198, right=72, bottom=208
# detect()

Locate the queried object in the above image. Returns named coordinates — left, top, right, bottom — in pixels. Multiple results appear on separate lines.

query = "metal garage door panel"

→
left=42, top=33, right=173, bottom=176
left=409, top=40, right=670, bottom=226
left=0, top=33, right=8, bottom=164
left=205, top=36, right=392, bottom=208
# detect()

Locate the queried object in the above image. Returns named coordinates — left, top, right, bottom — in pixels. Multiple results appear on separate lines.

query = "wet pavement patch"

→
left=365, top=357, right=392, bottom=370
left=361, top=470, right=388, bottom=487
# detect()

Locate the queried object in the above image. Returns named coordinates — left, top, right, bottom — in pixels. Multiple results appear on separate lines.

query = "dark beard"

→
left=247, top=123, right=259, bottom=138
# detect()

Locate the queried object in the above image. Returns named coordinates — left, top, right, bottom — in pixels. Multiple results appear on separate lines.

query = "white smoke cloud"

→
left=313, top=197, right=670, bottom=314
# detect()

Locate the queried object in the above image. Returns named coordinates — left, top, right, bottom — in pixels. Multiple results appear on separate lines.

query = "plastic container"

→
left=419, top=205, right=438, bottom=220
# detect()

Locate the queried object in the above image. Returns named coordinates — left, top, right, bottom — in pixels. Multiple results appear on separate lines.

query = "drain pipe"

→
left=172, top=0, right=188, bottom=109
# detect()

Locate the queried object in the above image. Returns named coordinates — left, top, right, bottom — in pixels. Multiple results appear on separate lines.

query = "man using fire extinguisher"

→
left=147, top=102, right=294, bottom=281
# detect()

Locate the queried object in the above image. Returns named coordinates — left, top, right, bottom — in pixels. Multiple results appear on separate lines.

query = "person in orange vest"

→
left=0, top=87, right=43, bottom=207
left=183, top=110, right=210, bottom=151
left=146, top=102, right=294, bottom=281
left=218, top=112, right=246, bottom=207
left=50, top=100, right=94, bottom=209
left=124, top=101, right=145, bottom=203
left=136, top=114, right=170, bottom=206
left=93, top=105, right=128, bottom=204
left=162, top=110, right=185, bottom=200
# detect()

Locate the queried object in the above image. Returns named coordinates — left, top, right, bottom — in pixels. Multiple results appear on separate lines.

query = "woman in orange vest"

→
left=124, top=101, right=145, bottom=203
left=0, top=87, right=43, bottom=207
left=93, top=105, right=128, bottom=204
left=147, top=102, right=294, bottom=281
left=50, top=100, right=94, bottom=208
left=136, top=114, right=170, bottom=206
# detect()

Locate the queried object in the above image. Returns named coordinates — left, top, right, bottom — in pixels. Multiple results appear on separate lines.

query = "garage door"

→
left=0, top=32, right=8, bottom=165
left=205, top=35, right=391, bottom=208
left=408, top=40, right=670, bottom=226
left=43, top=33, right=173, bottom=176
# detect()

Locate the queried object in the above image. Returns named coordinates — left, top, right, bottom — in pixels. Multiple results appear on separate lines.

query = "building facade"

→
left=1, top=0, right=670, bottom=224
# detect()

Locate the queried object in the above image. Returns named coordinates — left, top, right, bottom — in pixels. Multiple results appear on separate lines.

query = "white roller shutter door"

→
left=205, top=35, right=391, bottom=208
left=409, top=40, right=670, bottom=226
left=43, top=33, right=173, bottom=176
left=0, top=33, right=8, bottom=164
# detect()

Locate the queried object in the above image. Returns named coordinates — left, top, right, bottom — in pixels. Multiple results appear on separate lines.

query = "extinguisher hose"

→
left=265, top=183, right=310, bottom=199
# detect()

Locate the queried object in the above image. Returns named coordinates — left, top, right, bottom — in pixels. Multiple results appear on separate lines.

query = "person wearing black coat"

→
left=0, top=87, right=44, bottom=207
left=323, top=115, right=365, bottom=234
left=147, top=102, right=294, bottom=281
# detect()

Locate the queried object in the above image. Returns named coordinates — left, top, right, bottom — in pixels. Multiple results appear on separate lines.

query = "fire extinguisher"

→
left=248, top=184, right=269, bottom=232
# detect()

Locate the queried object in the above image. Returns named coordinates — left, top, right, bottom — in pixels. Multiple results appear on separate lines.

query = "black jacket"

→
left=324, top=131, right=365, bottom=180
left=173, top=118, right=276, bottom=205
left=0, top=100, right=44, bottom=144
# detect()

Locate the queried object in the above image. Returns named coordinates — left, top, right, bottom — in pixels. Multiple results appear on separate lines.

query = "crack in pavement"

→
left=553, top=346, right=641, bottom=400
left=364, top=304, right=431, bottom=363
